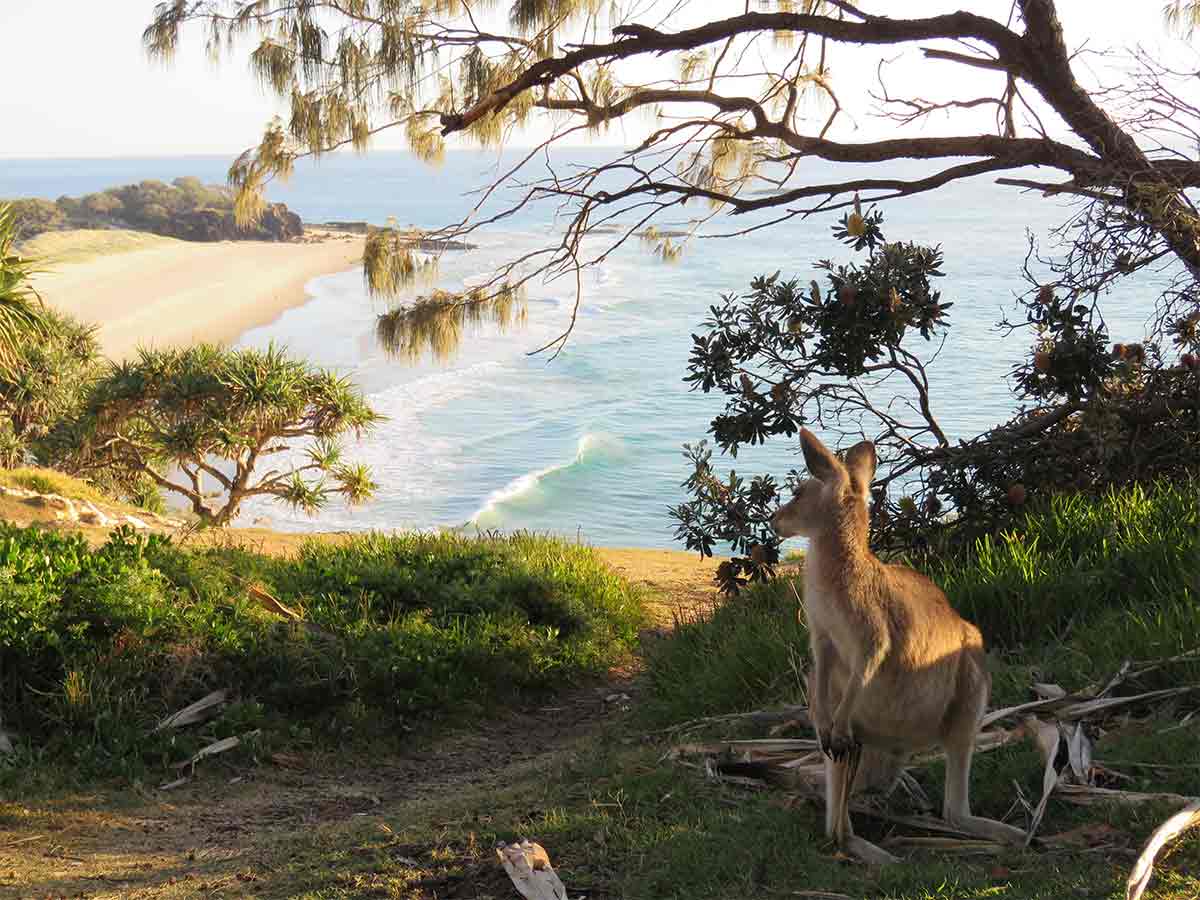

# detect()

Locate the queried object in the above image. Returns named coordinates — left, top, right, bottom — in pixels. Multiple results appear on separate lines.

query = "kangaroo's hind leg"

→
left=826, top=747, right=898, bottom=865
left=942, top=659, right=1027, bottom=845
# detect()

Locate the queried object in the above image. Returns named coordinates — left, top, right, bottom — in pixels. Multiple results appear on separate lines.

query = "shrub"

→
left=0, top=308, right=101, bottom=468
left=672, top=213, right=1200, bottom=588
left=0, top=526, right=644, bottom=778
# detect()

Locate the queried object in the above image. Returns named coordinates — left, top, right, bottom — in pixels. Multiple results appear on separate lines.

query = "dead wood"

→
left=153, top=689, right=228, bottom=731
left=665, top=656, right=1200, bottom=867
left=496, top=840, right=567, bottom=900
left=1125, top=799, right=1200, bottom=900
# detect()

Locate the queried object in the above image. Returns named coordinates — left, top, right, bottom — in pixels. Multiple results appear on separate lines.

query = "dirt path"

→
left=0, top=546, right=723, bottom=899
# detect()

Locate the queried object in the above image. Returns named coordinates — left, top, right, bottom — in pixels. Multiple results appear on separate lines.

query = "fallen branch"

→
left=496, top=840, right=567, bottom=900
left=1056, top=784, right=1198, bottom=807
left=1126, top=800, right=1200, bottom=900
left=663, top=661, right=1200, bottom=862
left=153, top=689, right=228, bottom=732
left=647, top=704, right=813, bottom=736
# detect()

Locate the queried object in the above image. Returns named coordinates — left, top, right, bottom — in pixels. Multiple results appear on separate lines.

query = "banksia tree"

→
left=148, top=2, right=1200, bottom=562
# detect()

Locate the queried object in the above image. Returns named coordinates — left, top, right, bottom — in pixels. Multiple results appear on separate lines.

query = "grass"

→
left=0, top=525, right=644, bottom=785
left=927, top=480, right=1199, bottom=650
left=0, top=466, right=113, bottom=506
left=615, top=479, right=1200, bottom=898
left=3, top=479, right=1198, bottom=898
left=645, top=479, right=1200, bottom=725
left=21, top=228, right=182, bottom=265
left=95, top=717, right=1197, bottom=899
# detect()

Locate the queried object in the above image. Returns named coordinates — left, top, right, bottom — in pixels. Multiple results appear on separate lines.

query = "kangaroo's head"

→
left=770, top=428, right=876, bottom=539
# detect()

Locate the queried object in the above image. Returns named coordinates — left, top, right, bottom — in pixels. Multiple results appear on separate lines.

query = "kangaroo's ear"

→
left=799, top=428, right=844, bottom=484
left=843, top=441, right=877, bottom=498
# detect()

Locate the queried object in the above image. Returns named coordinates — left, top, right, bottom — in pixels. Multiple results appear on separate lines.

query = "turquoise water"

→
left=2, top=151, right=1158, bottom=547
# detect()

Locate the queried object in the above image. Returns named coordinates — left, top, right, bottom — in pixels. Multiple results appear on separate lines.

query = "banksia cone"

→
left=1034, top=351, right=1052, bottom=372
left=1037, top=284, right=1055, bottom=306
left=1007, top=483, right=1027, bottom=506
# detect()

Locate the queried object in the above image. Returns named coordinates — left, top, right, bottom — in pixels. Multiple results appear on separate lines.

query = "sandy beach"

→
left=27, top=229, right=365, bottom=360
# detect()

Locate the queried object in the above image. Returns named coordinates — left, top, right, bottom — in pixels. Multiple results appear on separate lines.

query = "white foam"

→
left=467, top=431, right=624, bottom=525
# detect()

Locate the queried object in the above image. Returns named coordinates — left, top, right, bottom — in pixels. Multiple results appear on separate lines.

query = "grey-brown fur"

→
left=771, top=428, right=1025, bottom=864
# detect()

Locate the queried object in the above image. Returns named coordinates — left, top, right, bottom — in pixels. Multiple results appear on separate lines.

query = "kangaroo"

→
left=770, top=428, right=1025, bottom=864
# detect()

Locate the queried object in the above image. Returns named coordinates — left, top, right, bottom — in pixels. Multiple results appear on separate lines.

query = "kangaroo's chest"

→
left=802, top=565, right=879, bottom=654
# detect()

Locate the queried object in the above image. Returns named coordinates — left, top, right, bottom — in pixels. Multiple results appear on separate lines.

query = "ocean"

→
left=0, top=150, right=1159, bottom=547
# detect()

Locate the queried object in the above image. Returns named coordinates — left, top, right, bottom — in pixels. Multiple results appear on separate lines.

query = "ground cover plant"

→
left=0, top=526, right=644, bottom=785
left=251, top=730, right=1199, bottom=900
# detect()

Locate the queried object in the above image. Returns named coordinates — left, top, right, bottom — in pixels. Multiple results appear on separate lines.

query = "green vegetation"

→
left=928, top=480, right=1199, bottom=656
left=267, top=732, right=1198, bottom=900
left=610, top=479, right=1200, bottom=898
left=19, top=228, right=183, bottom=265
left=49, top=343, right=381, bottom=525
left=0, top=467, right=112, bottom=506
left=651, top=479, right=1200, bottom=724
left=0, top=526, right=643, bottom=784
left=0, top=203, right=51, bottom=380
left=674, top=213, right=1200, bottom=588
left=0, top=226, right=379, bottom=523
left=0, top=306, right=100, bottom=468
left=92, top=475, right=1198, bottom=900
left=4, top=177, right=302, bottom=243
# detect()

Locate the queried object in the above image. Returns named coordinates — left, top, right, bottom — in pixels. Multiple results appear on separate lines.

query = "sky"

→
left=0, top=1, right=1191, bottom=160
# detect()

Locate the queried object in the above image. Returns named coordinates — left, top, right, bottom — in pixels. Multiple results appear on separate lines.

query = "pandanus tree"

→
left=0, top=204, right=50, bottom=380
left=147, top=1, right=1199, bottom=562
left=53, top=344, right=380, bottom=525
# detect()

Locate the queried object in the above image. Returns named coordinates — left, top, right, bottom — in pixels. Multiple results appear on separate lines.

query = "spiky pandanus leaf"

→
left=0, top=204, right=50, bottom=378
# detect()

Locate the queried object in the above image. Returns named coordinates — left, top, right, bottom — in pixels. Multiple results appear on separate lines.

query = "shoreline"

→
left=28, top=228, right=366, bottom=361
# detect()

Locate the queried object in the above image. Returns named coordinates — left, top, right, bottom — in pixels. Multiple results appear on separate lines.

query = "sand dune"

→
left=28, top=229, right=364, bottom=360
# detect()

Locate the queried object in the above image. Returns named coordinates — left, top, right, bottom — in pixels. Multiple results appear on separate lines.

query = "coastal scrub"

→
left=0, top=526, right=644, bottom=782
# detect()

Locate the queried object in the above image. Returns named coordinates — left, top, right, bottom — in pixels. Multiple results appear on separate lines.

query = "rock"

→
left=78, top=500, right=115, bottom=527
left=124, top=514, right=150, bottom=530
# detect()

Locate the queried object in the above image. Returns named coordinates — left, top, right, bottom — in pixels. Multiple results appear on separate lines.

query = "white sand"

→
left=29, top=230, right=365, bottom=360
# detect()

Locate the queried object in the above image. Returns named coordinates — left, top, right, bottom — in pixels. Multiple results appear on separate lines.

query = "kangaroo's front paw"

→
left=822, top=724, right=859, bottom=761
